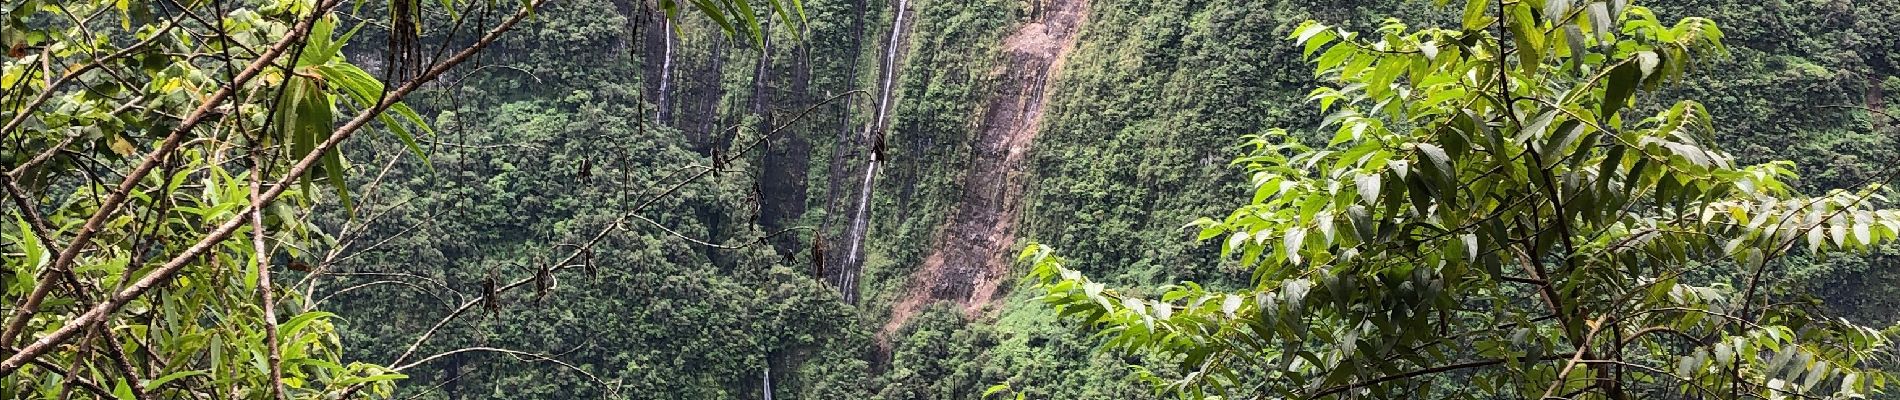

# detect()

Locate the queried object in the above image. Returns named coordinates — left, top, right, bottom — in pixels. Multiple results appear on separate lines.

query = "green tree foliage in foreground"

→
left=2, top=0, right=435, bottom=396
left=1027, top=0, right=1900, bottom=398
left=0, top=0, right=795, bottom=397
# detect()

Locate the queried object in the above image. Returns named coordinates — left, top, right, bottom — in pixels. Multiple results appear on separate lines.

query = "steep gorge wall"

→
left=322, top=0, right=1900, bottom=397
left=878, top=0, right=1090, bottom=338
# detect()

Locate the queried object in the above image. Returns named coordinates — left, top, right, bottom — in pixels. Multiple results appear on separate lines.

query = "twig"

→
left=252, top=129, right=287, bottom=400
left=312, top=280, right=451, bottom=307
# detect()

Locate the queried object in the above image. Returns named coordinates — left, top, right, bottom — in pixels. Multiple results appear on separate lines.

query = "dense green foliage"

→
left=1020, top=1, right=1900, bottom=397
left=1030, top=1, right=1899, bottom=397
left=5, top=0, right=1897, bottom=398
left=0, top=0, right=810, bottom=398
left=283, top=0, right=1900, bottom=397
left=0, top=0, right=429, bottom=396
left=316, top=1, right=870, bottom=398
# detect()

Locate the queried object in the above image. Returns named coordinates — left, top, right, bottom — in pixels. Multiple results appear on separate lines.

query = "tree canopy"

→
left=1026, top=0, right=1900, bottom=398
left=0, top=0, right=796, bottom=397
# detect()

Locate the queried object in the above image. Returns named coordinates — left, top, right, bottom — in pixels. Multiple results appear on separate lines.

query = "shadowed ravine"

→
left=879, top=0, right=1090, bottom=341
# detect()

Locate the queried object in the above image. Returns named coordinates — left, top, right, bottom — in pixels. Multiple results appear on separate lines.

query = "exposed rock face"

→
left=881, top=0, right=1090, bottom=339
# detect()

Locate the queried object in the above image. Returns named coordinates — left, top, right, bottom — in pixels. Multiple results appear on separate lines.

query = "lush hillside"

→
left=2, top=0, right=1896, bottom=398
left=267, top=0, right=1900, bottom=397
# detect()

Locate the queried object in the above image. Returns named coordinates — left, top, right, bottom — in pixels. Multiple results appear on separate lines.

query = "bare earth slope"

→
left=880, top=0, right=1089, bottom=340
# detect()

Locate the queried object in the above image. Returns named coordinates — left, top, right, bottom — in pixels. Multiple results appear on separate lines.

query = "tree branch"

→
left=0, top=0, right=535, bottom=375
left=0, top=0, right=344, bottom=349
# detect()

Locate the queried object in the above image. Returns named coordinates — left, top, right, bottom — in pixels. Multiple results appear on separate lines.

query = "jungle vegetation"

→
left=1, top=0, right=1897, bottom=399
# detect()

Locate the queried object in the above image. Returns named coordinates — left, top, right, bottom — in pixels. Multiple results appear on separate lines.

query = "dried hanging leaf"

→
left=871, top=131, right=887, bottom=162
left=810, top=235, right=827, bottom=279
left=483, top=268, right=500, bottom=314
left=534, top=263, right=552, bottom=301
left=582, top=248, right=596, bottom=278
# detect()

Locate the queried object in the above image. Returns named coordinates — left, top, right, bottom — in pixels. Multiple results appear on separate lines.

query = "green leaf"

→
left=1542, top=0, right=1570, bottom=22
left=279, top=311, right=337, bottom=339
left=440, top=0, right=459, bottom=20
left=1416, top=143, right=1455, bottom=189
left=323, top=144, right=354, bottom=216
left=767, top=0, right=801, bottom=41
left=1600, top=61, right=1641, bottom=118
left=143, top=370, right=207, bottom=388
left=1587, top=3, right=1612, bottom=43
left=1462, top=0, right=1493, bottom=30
left=1356, top=173, right=1381, bottom=206
left=1347, top=205, right=1374, bottom=241
left=283, top=73, right=353, bottom=216
left=1303, top=30, right=1337, bottom=58
left=13, top=217, right=45, bottom=271
left=277, top=75, right=334, bottom=200
left=1225, top=232, right=1247, bottom=258
left=1563, top=25, right=1587, bottom=60
left=1521, top=110, right=1558, bottom=142
left=297, top=16, right=338, bottom=67
left=1296, top=24, right=1335, bottom=58
left=314, top=64, right=434, bottom=171
left=732, top=0, right=763, bottom=47
left=114, top=380, right=133, bottom=400
left=1508, top=2, right=1544, bottom=72
left=115, top=0, right=130, bottom=29
left=1542, top=121, right=1584, bottom=168
left=685, top=0, right=735, bottom=37
left=1283, top=227, right=1307, bottom=265
left=306, top=17, right=364, bottom=68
